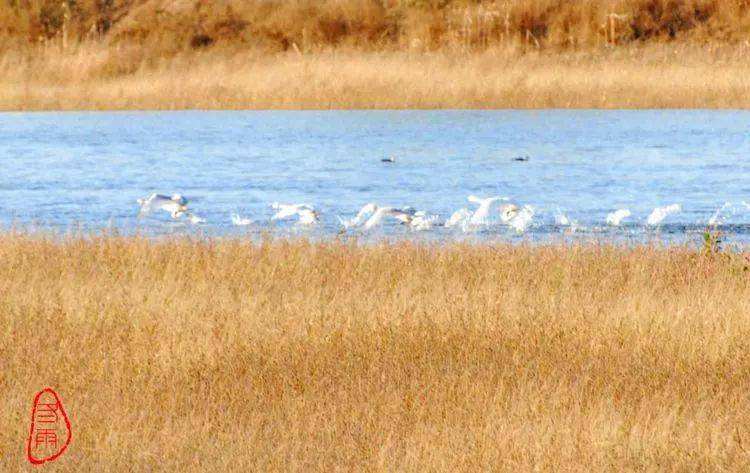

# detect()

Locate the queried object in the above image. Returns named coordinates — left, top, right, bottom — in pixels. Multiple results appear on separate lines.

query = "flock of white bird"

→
left=134, top=192, right=744, bottom=234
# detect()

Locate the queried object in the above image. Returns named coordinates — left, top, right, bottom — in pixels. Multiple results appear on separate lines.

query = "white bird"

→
left=499, top=203, right=520, bottom=223
left=554, top=209, right=571, bottom=226
left=137, top=193, right=189, bottom=219
left=445, top=208, right=472, bottom=228
left=646, top=204, right=681, bottom=226
left=339, top=203, right=377, bottom=230
left=507, top=205, right=535, bottom=233
left=467, top=195, right=508, bottom=225
left=606, top=209, right=631, bottom=226
left=409, top=211, right=440, bottom=231
left=296, top=208, right=319, bottom=225
left=231, top=213, right=254, bottom=226
left=362, top=206, right=416, bottom=230
left=271, top=203, right=319, bottom=225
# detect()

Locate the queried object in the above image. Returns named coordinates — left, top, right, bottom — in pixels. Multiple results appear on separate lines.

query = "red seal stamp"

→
left=26, top=388, right=72, bottom=465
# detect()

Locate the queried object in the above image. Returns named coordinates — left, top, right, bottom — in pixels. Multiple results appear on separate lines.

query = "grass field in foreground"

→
left=1, top=236, right=750, bottom=470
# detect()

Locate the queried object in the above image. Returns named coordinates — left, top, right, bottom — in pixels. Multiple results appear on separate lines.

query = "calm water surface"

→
left=2, top=110, right=750, bottom=245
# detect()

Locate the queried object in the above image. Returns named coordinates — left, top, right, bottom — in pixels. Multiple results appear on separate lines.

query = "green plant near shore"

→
left=702, top=227, right=723, bottom=254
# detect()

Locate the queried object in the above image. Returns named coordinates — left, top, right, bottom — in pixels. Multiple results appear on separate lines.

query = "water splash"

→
left=707, top=202, right=732, bottom=227
left=231, top=213, right=253, bottom=226
left=186, top=213, right=206, bottom=225
left=410, top=211, right=440, bottom=231
left=467, top=195, right=508, bottom=225
left=606, top=209, right=631, bottom=226
left=554, top=209, right=571, bottom=226
left=647, top=204, right=681, bottom=226
left=554, top=208, right=583, bottom=233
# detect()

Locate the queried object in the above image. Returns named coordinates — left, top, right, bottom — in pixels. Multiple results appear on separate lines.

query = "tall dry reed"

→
left=2, top=42, right=749, bottom=109
left=1, top=236, right=750, bottom=470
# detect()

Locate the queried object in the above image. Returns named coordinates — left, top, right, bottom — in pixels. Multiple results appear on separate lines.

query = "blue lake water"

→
left=2, top=110, right=750, bottom=246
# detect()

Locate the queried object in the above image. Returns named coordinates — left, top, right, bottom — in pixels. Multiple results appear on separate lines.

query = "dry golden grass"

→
left=1, top=235, right=750, bottom=471
left=5, top=0, right=750, bottom=53
left=3, top=1, right=750, bottom=109
left=3, top=42, right=750, bottom=109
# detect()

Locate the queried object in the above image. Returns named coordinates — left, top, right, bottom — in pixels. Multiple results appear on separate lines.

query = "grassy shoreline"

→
left=4, top=0, right=750, bottom=110
left=2, top=236, right=749, bottom=470
left=4, top=44, right=750, bottom=110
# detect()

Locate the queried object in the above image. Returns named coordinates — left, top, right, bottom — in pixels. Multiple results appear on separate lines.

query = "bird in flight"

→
left=137, top=193, right=189, bottom=219
left=271, top=203, right=319, bottom=225
left=137, top=193, right=205, bottom=224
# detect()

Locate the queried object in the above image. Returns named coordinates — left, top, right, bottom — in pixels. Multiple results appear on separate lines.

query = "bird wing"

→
left=155, top=200, right=183, bottom=215
left=468, top=196, right=508, bottom=224
left=508, top=206, right=535, bottom=233
left=139, top=194, right=174, bottom=214
left=646, top=209, right=661, bottom=225
left=340, top=203, right=375, bottom=229
left=390, top=209, right=414, bottom=224
left=272, top=203, right=315, bottom=220
left=271, top=204, right=297, bottom=220
left=363, top=207, right=389, bottom=229
left=354, top=203, right=376, bottom=222
left=470, top=199, right=494, bottom=224
left=607, top=209, right=631, bottom=225
left=446, top=208, right=471, bottom=227
left=647, top=205, right=679, bottom=225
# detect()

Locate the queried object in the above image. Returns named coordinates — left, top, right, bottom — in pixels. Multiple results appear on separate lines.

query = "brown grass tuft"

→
left=1, top=236, right=750, bottom=470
